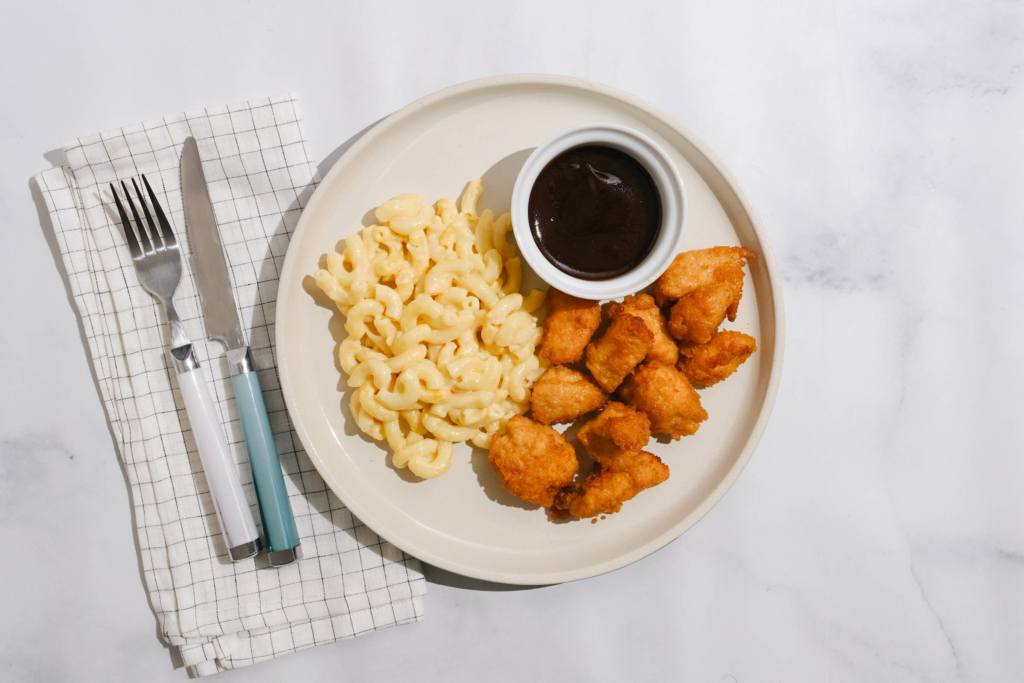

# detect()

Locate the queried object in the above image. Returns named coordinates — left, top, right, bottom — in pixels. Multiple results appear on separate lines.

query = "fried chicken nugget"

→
left=679, top=330, right=757, bottom=387
left=489, top=416, right=579, bottom=507
left=619, top=361, right=708, bottom=439
left=585, top=314, right=654, bottom=393
left=552, top=451, right=669, bottom=518
left=563, top=403, right=663, bottom=518
left=666, top=269, right=745, bottom=344
left=540, top=288, right=602, bottom=365
left=654, top=246, right=756, bottom=305
left=576, top=401, right=651, bottom=460
left=530, top=366, right=607, bottom=425
left=608, top=294, right=678, bottom=365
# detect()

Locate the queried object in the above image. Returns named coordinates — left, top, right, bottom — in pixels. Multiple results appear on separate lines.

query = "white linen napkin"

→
left=34, top=94, right=425, bottom=677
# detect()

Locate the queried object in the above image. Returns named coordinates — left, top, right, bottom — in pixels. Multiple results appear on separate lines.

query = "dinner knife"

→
left=181, top=137, right=303, bottom=566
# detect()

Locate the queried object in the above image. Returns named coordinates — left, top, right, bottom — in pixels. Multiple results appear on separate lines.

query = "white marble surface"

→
left=2, top=1, right=1022, bottom=680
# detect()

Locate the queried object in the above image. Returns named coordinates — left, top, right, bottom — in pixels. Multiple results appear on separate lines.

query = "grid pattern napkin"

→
left=34, top=94, right=426, bottom=677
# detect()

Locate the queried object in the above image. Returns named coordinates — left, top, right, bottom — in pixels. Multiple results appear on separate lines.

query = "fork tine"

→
left=121, top=181, right=154, bottom=254
left=131, top=178, right=162, bottom=249
left=142, top=175, right=177, bottom=248
left=110, top=184, right=142, bottom=259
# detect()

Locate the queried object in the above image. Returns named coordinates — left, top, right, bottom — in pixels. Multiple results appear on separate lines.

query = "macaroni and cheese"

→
left=314, top=180, right=547, bottom=478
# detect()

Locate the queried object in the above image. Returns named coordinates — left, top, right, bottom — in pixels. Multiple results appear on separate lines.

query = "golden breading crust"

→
left=585, top=315, right=654, bottom=393
left=619, top=361, right=708, bottom=439
left=552, top=451, right=669, bottom=518
left=654, top=246, right=756, bottom=305
left=488, top=416, right=579, bottom=507
left=539, top=288, right=602, bottom=365
left=666, top=269, right=745, bottom=344
left=576, top=401, right=651, bottom=459
left=679, top=330, right=757, bottom=387
left=530, top=366, right=607, bottom=425
left=608, top=294, right=678, bottom=365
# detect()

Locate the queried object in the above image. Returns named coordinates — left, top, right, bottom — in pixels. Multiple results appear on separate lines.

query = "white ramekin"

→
left=511, top=123, right=687, bottom=300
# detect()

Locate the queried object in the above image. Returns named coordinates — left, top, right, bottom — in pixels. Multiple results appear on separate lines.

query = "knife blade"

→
left=181, top=137, right=247, bottom=354
left=181, top=137, right=303, bottom=566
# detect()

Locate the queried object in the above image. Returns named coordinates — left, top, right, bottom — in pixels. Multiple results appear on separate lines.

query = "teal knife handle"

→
left=232, top=368, right=301, bottom=554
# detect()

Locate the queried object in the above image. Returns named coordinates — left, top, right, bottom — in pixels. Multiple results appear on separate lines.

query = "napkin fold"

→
left=34, top=94, right=425, bottom=676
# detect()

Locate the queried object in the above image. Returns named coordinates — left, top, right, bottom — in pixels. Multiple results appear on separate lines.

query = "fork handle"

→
left=174, top=350, right=262, bottom=561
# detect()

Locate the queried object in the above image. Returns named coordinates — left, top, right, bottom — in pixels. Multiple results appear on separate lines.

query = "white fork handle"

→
left=177, top=365, right=261, bottom=558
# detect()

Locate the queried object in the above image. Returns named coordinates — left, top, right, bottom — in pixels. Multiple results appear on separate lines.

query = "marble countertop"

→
left=2, top=1, right=1021, bottom=681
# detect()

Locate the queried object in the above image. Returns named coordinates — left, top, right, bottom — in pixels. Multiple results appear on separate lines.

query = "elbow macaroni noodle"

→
left=315, top=180, right=547, bottom=479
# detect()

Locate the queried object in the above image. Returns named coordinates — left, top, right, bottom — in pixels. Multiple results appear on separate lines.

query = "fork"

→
left=111, top=177, right=261, bottom=562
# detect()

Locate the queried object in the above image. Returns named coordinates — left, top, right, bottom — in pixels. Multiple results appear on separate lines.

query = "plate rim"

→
left=277, top=73, right=786, bottom=585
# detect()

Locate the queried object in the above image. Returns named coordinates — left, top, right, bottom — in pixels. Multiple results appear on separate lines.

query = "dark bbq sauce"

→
left=528, top=145, right=661, bottom=280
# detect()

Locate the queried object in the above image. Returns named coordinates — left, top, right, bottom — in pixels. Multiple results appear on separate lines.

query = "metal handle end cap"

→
left=228, top=538, right=262, bottom=562
left=268, top=545, right=303, bottom=567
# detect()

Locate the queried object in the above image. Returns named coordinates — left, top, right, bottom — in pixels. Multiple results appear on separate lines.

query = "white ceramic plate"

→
left=277, top=74, right=785, bottom=585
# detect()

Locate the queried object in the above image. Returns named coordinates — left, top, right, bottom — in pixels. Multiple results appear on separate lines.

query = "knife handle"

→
left=231, top=355, right=302, bottom=566
left=174, top=351, right=261, bottom=561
